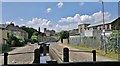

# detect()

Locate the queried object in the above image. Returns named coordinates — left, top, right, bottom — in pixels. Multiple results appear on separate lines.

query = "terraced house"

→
left=78, top=17, right=120, bottom=37
left=0, top=23, right=28, bottom=45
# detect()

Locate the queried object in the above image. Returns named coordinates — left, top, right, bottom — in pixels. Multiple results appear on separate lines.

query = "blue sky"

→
left=1, top=0, right=120, bottom=2
left=2, top=2, right=119, bottom=32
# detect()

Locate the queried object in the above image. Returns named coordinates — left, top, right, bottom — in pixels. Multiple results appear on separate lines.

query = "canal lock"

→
left=33, top=42, right=57, bottom=64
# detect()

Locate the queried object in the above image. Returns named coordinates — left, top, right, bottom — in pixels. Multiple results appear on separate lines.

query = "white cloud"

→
left=59, top=11, right=111, bottom=24
left=74, top=14, right=81, bottom=22
left=5, top=21, right=27, bottom=27
left=6, top=21, right=16, bottom=25
left=20, top=18, right=24, bottom=21
left=19, top=24, right=25, bottom=27
left=27, top=18, right=53, bottom=32
left=47, top=8, right=52, bottom=13
left=57, top=2, right=63, bottom=8
left=92, top=11, right=111, bottom=23
left=80, top=15, right=93, bottom=22
left=55, top=24, right=78, bottom=32
left=80, top=2, right=84, bottom=6
left=27, top=18, right=52, bottom=27
left=59, top=17, right=74, bottom=22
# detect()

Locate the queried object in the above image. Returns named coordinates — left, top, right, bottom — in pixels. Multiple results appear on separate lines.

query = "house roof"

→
left=87, top=17, right=119, bottom=28
left=0, top=24, right=27, bottom=33
left=78, top=23, right=90, bottom=26
left=0, top=24, right=8, bottom=29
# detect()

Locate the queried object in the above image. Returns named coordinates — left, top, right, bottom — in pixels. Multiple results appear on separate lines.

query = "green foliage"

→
left=0, top=44, right=13, bottom=53
left=20, top=26, right=37, bottom=39
left=108, top=30, right=120, bottom=53
left=32, top=32, right=38, bottom=36
left=30, top=32, right=38, bottom=43
left=31, top=35, right=38, bottom=42
left=60, top=31, right=69, bottom=43
left=6, top=34, right=17, bottom=45
left=6, top=35, right=25, bottom=47
left=60, top=31, right=69, bottom=39
left=55, top=32, right=61, bottom=40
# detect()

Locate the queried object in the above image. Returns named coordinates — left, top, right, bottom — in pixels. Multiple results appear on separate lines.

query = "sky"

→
left=2, top=2, right=119, bottom=32
left=1, top=0, right=120, bottom=2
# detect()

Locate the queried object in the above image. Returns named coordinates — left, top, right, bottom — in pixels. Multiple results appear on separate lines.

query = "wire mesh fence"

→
left=69, top=33, right=120, bottom=61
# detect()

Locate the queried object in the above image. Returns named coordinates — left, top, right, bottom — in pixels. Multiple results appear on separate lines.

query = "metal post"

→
left=92, top=50, right=96, bottom=61
left=63, top=47, right=69, bottom=62
left=33, top=49, right=40, bottom=63
left=4, top=53, right=8, bottom=65
left=43, top=44, right=46, bottom=56
left=46, top=44, right=49, bottom=53
left=40, top=45, right=43, bottom=55
left=101, top=0, right=107, bottom=54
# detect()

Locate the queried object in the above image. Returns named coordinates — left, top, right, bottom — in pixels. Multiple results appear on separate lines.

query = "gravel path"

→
left=50, top=42, right=117, bottom=62
left=0, top=43, right=39, bottom=65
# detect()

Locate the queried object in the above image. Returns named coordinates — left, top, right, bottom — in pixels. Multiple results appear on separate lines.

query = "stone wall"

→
left=63, top=39, right=69, bottom=44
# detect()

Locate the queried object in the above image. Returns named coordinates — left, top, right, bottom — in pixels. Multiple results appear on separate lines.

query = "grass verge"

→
left=0, top=44, right=15, bottom=53
left=66, top=43, right=119, bottom=60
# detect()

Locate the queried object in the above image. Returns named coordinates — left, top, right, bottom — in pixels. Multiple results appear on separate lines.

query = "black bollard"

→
left=63, top=47, right=69, bottom=62
left=92, top=50, right=96, bottom=61
left=40, top=45, right=43, bottom=55
left=4, top=53, right=8, bottom=65
left=43, top=44, right=47, bottom=56
left=33, top=49, right=40, bottom=63
left=46, top=44, right=49, bottom=53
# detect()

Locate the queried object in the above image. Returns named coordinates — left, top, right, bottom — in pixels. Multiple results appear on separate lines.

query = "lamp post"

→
left=99, top=0, right=107, bottom=54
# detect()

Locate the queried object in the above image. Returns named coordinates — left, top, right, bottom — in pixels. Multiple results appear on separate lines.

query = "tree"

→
left=31, top=32, right=38, bottom=43
left=20, top=26, right=37, bottom=39
left=60, top=31, right=69, bottom=43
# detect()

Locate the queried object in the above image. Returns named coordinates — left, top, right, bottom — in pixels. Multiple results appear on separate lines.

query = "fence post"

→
left=33, top=49, right=40, bottom=63
left=63, top=47, right=69, bottom=62
left=4, top=53, right=8, bottom=65
left=92, top=50, right=96, bottom=61
left=43, top=44, right=46, bottom=56
left=40, top=45, right=43, bottom=55
left=46, top=44, right=49, bottom=53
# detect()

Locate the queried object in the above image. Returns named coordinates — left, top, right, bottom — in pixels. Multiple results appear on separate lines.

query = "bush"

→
left=31, top=35, right=38, bottom=43
left=60, top=31, right=69, bottom=43
left=6, top=35, right=25, bottom=47
left=0, top=44, right=12, bottom=53
left=108, top=30, right=120, bottom=53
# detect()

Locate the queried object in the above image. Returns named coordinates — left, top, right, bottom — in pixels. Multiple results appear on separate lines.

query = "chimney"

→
left=38, top=27, right=40, bottom=32
left=44, top=28, right=47, bottom=32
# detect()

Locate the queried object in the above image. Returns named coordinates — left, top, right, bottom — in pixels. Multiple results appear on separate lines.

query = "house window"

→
left=93, top=27, right=97, bottom=29
left=99, top=27, right=101, bottom=30
left=87, top=28, right=89, bottom=30
left=13, top=32, right=17, bottom=36
left=97, top=27, right=100, bottom=30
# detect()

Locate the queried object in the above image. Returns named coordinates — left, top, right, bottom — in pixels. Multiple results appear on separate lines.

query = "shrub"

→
left=31, top=35, right=38, bottom=43
left=0, top=44, right=12, bottom=53
left=6, top=35, right=25, bottom=47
